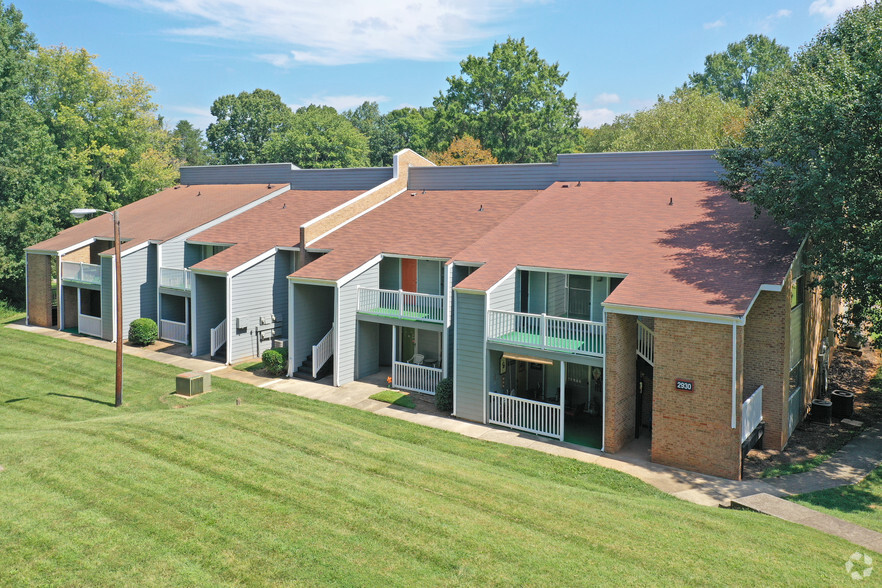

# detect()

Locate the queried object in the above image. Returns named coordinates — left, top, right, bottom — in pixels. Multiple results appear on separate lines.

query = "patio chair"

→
left=408, top=353, right=425, bottom=365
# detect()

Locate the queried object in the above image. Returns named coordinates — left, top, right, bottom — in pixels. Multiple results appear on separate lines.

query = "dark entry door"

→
left=401, top=258, right=417, bottom=292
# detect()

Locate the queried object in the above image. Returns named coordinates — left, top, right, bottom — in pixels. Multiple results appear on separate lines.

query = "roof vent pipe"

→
left=668, top=197, right=673, bottom=206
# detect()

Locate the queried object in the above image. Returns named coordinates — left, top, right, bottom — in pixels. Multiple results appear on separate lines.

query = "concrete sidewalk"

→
left=9, top=321, right=882, bottom=551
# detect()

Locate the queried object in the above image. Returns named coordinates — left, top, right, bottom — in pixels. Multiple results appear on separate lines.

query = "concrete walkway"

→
left=9, top=322, right=882, bottom=550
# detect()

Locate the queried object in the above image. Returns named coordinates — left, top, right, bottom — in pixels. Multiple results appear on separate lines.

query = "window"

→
left=566, top=275, right=592, bottom=320
left=791, top=275, right=804, bottom=309
left=201, top=244, right=226, bottom=260
left=789, top=272, right=804, bottom=393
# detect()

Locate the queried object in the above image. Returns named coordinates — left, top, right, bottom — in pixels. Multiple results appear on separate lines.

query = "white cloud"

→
left=703, top=19, right=725, bottom=30
left=97, top=0, right=526, bottom=65
left=592, top=92, right=620, bottom=105
left=164, top=105, right=214, bottom=130
left=809, top=0, right=865, bottom=20
left=772, top=8, right=792, bottom=18
left=579, top=108, right=617, bottom=128
left=290, top=95, right=390, bottom=111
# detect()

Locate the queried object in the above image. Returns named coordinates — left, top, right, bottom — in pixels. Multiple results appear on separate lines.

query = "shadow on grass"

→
left=4, top=397, right=28, bottom=403
left=795, top=485, right=880, bottom=515
left=47, top=392, right=115, bottom=407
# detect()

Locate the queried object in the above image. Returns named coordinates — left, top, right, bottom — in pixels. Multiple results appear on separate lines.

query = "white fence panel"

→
left=488, top=392, right=562, bottom=439
left=78, top=313, right=102, bottom=338
left=161, top=319, right=188, bottom=344
left=312, top=325, right=335, bottom=379
left=160, top=267, right=191, bottom=291
left=741, top=385, right=763, bottom=443
left=637, top=320, right=655, bottom=365
left=486, top=310, right=605, bottom=356
left=393, top=361, right=442, bottom=395
left=210, top=318, right=227, bottom=356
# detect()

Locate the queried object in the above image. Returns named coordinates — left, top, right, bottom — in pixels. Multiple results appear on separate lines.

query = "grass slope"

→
left=0, top=322, right=872, bottom=585
left=791, top=465, right=882, bottom=535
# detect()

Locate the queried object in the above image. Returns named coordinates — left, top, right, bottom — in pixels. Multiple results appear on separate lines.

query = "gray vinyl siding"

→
left=409, top=150, right=722, bottom=190
left=120, top=246, right=157, bottom=340
left=291, top=168, right=392, bottom=190
left=180, top=163, right=392, bottom=190
left=454, top=291, right=486, bottom=422
left=417, top=259, right=442, bottom=295
left=592, top=277, right=608, bottom=323
left=547, top=273, right=567, bottom=316
left=290, top=283, right=335, bottom=372
left=487, top=271, right=517, bottom=311
left=180, top=163, right=298, bottom=185
left=336, top=263, right=381, bottom=386
left=193, top=273, right=226, bottom=356
left=101, top=256, right=114, bottom=340
left=161, top=238, right=185, bottom=269
left=229, top=252, right=289, bottom=363
left=357, top=321, right=379, bottom=378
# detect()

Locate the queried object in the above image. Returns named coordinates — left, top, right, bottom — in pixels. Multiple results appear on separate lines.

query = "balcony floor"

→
left=490, top=329, right=602, bottom=355
left=359, top=306, right=440, bottom=323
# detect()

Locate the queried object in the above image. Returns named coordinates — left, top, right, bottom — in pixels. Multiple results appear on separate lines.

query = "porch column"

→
left=559, top=360, right=566, bottom=441
left=57, top=254, right=64, bottom=330
left=392, top=326, right=397, bottom=387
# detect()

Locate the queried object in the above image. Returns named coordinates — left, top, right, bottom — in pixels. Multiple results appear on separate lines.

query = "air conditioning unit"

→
left=272, top=338, right=288, bottom=349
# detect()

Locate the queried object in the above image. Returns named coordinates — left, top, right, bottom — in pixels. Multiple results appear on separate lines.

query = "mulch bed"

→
left=742, top=344, right=882, bottom=479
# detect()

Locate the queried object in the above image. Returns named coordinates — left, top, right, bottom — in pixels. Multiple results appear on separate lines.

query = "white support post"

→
left=398, top=289, right=404, bottom=318
left=77, top=287, right=81, bottom=332
left=559, top=360, right=566, bottom=441
left=541, top=313, right=547, bottom=350
left=57, top=253, right=63, bottom=330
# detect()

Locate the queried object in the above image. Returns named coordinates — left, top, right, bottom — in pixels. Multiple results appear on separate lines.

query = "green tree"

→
left=0, top=2, right=64, bottom=301
left=206, top=89, right=294, bottom=164
left=608, top=88, right=745, bottom=152
left=342, top=101, right=384, bottom=166
left=689, top=34, right=791, bottom=106
left=717, top=4, right=882, bottom=333
left=172, top=120, right=210, bottom=166
left=427, top=135, right=497, bottom=166
left=578, top=118, right=630, bottom=153
left=434, top=37, right=580, bottom=163
left=263, top=104, right=369, bottom=169
left=27, top=45, right=178, bottom=209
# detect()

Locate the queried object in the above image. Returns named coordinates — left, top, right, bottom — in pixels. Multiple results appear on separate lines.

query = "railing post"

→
left=398, top=289, right=404, bottom=318
left=541, top=313, right=547, bottom=349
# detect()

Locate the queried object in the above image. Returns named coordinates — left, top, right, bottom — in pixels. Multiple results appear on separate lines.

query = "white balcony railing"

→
left=312, top=325, right=334, bottom=379
left=160, top=319, right=188, bottom=344
left=210, top=318, right=227, bottom=357
left=742, top=385, right=764, bottom=443
left=160, top=267, right=192, bottom=291
left=77, top=313, right=102, bottom=338
left=637, top=320, right=655, bottom=365
left=486, top=310, right=605, bottom=356
left=488, top=392, right=562, bottom=439
left=357, top=287, right=444, bottom=323
left=62, top=261, right=101, bottom=286
left=393, top=360, right=442, bottom=395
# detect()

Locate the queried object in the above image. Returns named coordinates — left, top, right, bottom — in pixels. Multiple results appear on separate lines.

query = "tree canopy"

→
left=581, top=88, right=745, bottom=152
left=717, top=3, right=882, bottom=332
left=433, top=37, right=580, bottom=163
left=172, top=120, right=210, bottom=166
left=427, top=135, right=497, bottom=166
left=206, top=89, right=294, bottom=164
left=688, top=34, right=791, bottom=106
left=263, top=104, right=369, bottom=169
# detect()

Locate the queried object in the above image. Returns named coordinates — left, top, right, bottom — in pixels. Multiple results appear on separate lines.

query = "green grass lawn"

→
left=790, top=465, right=882, bottom=535
left=369, top=389, right=416, bottom=408
left=0, top=320, right=874, bottom=585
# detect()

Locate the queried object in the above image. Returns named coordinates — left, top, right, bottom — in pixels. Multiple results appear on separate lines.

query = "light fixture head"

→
left=71, top=208, right=99, bottom=218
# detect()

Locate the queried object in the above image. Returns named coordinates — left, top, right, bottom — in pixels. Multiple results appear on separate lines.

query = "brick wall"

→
left=604, top=312, right=637, bottom=452
left=62, top=244, right=92, bottom=264
left=63, top=285, right=78, bottom=329
left=300, top=150, right=434, bottom=246
left=651, top=318, right=743, bottom=480
left=26, top=253, right=53, bottom=327
left=743, top=288, right=789, bottom=450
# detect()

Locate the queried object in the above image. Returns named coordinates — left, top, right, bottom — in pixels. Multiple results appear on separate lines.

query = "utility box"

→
left=176, top=371, right=211, bottom=396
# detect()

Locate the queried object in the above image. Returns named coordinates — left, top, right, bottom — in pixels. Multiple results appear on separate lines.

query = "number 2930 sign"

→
left=675, top=379, right=694, bottom=392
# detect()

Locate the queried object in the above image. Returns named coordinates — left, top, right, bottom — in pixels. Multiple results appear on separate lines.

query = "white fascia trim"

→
left=332, top=285, right=340, bottom=387
left=287, top=276, right=336, bottom=287
left=741, top=283, right=786, bottom=321
left=304, top=187, right=406, bottom=248
left=190, top=268, right=228, bottom=277
left=228, top=248, right=277, bottom=278
left=336, top=254, right=384, bottom=287
left=602, top=302, right=745, bottom=326
left=383, top=253, right=448, bottom=263
left=226, top=275, right=233, bottom=365
left=601, top=308, right=607, bottom=452
left=170, top=185, right=291, bottom=244
left=515, top=265, right=629, bottom=279
left=485, top=267, right=517, bottom=296
left=452, top=287, right=488, bottom=296
left=37, top=237, right=96, bottom=257
left=118, top=240, right=151, bottom=259
left=451, top=261, right=483, bottom=268
left=303, top=178, right=396, bottom=230
left=393, top=148, right=436, bottom=167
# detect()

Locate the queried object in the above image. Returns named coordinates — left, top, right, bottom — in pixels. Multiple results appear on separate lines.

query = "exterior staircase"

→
left=291, top=353, right=333, bottom=381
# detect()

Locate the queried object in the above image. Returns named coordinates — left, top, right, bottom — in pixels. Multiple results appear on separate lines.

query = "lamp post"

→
left=71, top=208, right=123, bottom=407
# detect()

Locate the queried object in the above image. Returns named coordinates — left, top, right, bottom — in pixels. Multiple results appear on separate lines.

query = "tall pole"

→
left=113, top=209, right=123, bottom=407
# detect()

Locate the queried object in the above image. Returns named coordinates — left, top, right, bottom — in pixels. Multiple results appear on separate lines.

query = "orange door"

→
left=401, top=258, right=417, bottom=292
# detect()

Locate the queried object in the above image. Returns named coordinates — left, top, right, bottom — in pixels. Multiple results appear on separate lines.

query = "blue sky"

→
left=14, top=0, right=863, bottom=130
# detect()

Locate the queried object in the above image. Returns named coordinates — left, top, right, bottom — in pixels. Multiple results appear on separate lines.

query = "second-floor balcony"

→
left=160, top=267, right=192, bottom=291
left=61, top=261, right=101, bottom=286
left=486, top=309, right=605, bottom=357
left=356, top=286, right=444, bottom=323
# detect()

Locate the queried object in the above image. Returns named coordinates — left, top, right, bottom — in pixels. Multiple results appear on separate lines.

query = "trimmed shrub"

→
left=128, top=318, right=158, bottom=346
left=435, top=377, right=453, bottom=413
left=262, top=348, right=287, bottom=376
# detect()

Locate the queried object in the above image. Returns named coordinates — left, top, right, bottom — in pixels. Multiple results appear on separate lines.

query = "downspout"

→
left=731, top=323, right=738, bottom=429
left=226, top=274, right=232, bottom=365
left=601, top=308, right=608, bottom=452
left=25, top=253, right=29, bottom=326
left=332, top=285, right=340, bottom=387
left=56, top=252, right=63, bottom=330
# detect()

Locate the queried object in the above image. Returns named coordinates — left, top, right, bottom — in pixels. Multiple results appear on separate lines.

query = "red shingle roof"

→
left=291, top=189, right=541, bottom=282
left=26, top=184, right=285, bottom=254
left=188, top=190, right=363, bottom=273
left=453, top=181, right=798, bottom=317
